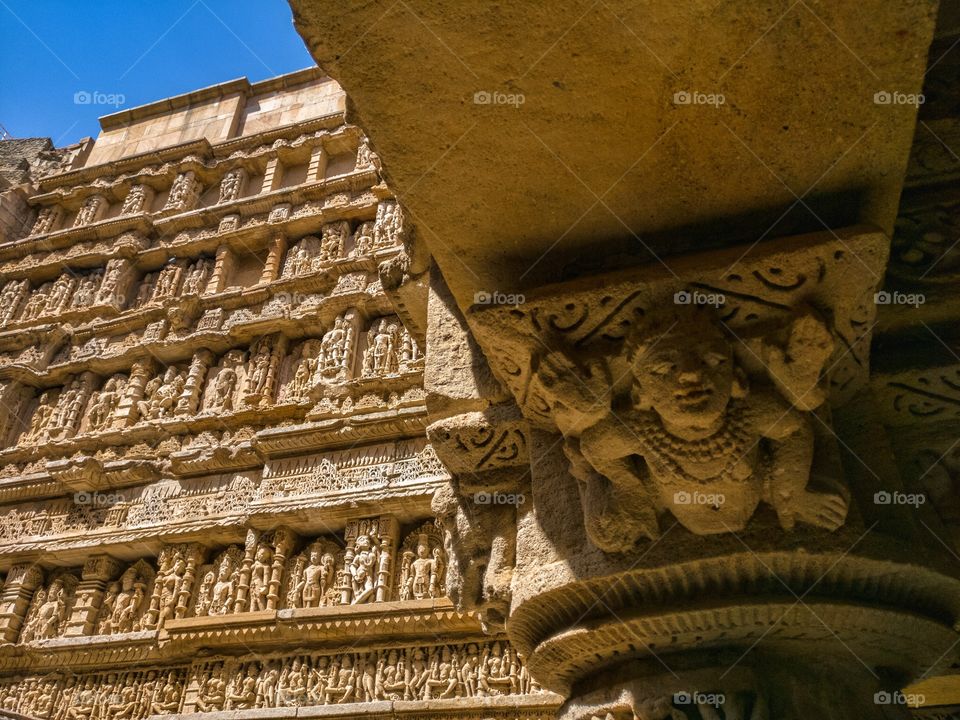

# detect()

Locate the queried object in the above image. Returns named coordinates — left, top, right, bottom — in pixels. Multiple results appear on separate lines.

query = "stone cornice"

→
left=35, top=112, right=350, bottom=194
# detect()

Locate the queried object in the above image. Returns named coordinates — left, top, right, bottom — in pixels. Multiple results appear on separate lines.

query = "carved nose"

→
left=678, top=370, right=701, bottom=384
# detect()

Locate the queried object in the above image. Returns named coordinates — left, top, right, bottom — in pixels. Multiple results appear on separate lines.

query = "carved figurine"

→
left=181, top=258, right=210, bottom=296
left=348, top=533, right=380, bottom=604
left=150, top=671, right=182, bottom=715
left=399, top=534, right=445, bottom=601
left=163, top=171, right=202, bottom=212
left=319, top=221, right=349, bottom=262
left=318, top=316, right=351, bottom=379
left=31, top=206, right=61, bottom=235
left=45, top=274, right=74, bottom=314
left=73, top=194, right=107, bottom=227
left=70, top=273, right=101, bottom=309
left=226, top=665, right=258, bottom=710
left=248, top=544, right=273, bottom=612
left=544, top=306, right=851, bottom=550
left=362, top=321, right=401, bottom=377
left=139, top=367, right=185, bottom=421
left=195, top=665, right=227, bottom=712
left=208, top=367, right=237, bottom=412
left=218, top=168, right=245, bottom=203
left=120, top=183, right=151, bottom=215
left=86, top=375, right=124, bottom=431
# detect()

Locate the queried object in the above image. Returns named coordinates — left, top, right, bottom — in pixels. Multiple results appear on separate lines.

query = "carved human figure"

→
left=209, top=554, right=236, bottom=615
left=121, top=183, right=152, bottom=215
left=135, top=273, right=156, bottom=307
left=257, top=661, right=280, bottom=708
left=106, top=680, right=138, bottom=720
left=400, top=536, right=445, bottom=601
left=248, top=545, right=273, bottom=612
left=153, top=259, right=183, bottom=299
left=286, top=348, right=316, bottom=401
left=64, top=678, right=96, bottom=720
left=31, top=206, right=60, bottom=235
left=111, top=566, right=147, bottom=633
left=378, top=650, right=409, bottom=700
left=373, top=201, right=402, bottom=247
left=163, top=171, right=202, bottom=212
left=319, top=221, right=348, bottom=261
left=244, top=342, right=273, bottom=400
left=295, top=542, right=336, bottom=608
left=150, top=671, right=182, bottom=715
left=181, top=258, right=210, bottom=296
left=22, top=579, right=67, bottom=642
left=324, top=655, right=356, bottom=704
left=139, top=367, right=184, bottom=421
left=351, top=221, right=375, bottom=256
left=349, top=534, right=380, bottom=604
left=70, top=273, right=101, bottom=309
left=208, top=367, right=237, bottom=412
left=425, top=646, right=459, bottom=699
left=356, top=137, right=378, bottom=169
left=362, top=322, right=400, bottom=377
left=318, top=316, right=350, bottom=378
left=478, top=643, right=517, bottom=696
left=51, top=379, right=85, bottom=438
left=218, top=168, right=245, bottom=203
left=45, top=274, right=74, bottom=314
left=195, top=665, right=226, bottom=712
left=21, top=391, right=55, bottom=445
left=460, top=644, right=480, bottom=697
left=73, top=194, right=107, bottom=227
left=0, top=281, right=24, bottom=324
left=226, top=665, right=258, bottom=710
left=279, top=658, right=308, bottom=707
left=86, top=376, right=123, bottom=431
left=567, top=307, right=848, bottom=547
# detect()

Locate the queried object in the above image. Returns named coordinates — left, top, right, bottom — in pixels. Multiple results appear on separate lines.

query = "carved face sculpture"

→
left=631, top=311, right=737, bottom=430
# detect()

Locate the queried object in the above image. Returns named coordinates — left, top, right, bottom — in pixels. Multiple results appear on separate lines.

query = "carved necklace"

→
left=636, top=401, right=754, bottom=483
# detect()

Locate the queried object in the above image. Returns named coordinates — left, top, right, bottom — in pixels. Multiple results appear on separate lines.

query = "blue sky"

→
left=0, top=0, right=316, bottom=146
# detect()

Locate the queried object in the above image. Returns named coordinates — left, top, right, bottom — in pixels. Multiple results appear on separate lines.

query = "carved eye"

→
left=650, top=361, right=674, bottom=376
left=703, top=352, right=726, bottom=368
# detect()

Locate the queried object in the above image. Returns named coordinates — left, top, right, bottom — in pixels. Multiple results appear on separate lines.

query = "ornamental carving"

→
left=19, top=570, right=79, bottom=644
left=468, top=229, right=884, bottom=551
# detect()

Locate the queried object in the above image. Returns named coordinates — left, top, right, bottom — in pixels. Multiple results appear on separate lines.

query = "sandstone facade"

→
left=0, top=69, right=557, bottom=719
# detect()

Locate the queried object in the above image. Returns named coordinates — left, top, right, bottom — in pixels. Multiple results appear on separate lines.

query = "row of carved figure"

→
left=17, top=518, right=446, bottom=644
left=2, top=203, right=403, bottom=328
left=27, top=138, right=379, bottom=237
left=10, top=319, right=421, bottom=447
left=0, top=641, right=537, bottom=720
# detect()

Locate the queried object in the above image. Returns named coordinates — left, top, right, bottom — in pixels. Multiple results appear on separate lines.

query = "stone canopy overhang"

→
left=290, top=0, right=937, bottom=312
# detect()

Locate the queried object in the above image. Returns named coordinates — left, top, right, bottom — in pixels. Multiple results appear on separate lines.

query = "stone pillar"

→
left=267, top=527, right=295, bottom=610
left=424, top=268, right=527, bottom=632
left=261, top=157, right=284, bottom=194
left=233, top=528, right=259, bottom=614
left=209, top=244, right=236, bottom=294
left=64, top=555, right=123, bottom=637
left=111, top=358, right=155, bottom=428
left=176, top=349, right=213, bottom=417
left=259, top=233, right=287, bottom=285
left=307, top=144, right=328, bottom=181
left=0, top=564, right=42, bottom=643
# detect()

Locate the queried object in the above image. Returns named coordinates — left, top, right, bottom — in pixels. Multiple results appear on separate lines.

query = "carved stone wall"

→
left=0, top=71, right=555, bottom=720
